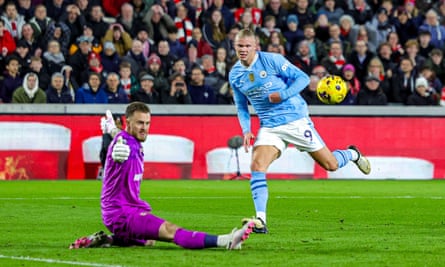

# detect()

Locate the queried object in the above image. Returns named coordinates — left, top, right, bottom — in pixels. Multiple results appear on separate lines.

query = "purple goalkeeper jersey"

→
left=101, top=131, right=151, bottom=230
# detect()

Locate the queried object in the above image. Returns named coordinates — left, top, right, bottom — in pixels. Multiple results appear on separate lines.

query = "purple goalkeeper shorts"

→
left=109, top=210, right=165, bottom=246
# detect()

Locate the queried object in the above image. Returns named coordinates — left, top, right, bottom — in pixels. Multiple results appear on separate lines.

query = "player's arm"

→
left=231, top=82, right=254, bottom=152
left=100, top=110, right=129, bottom=162
left=271, top=55, right=310, bottom=102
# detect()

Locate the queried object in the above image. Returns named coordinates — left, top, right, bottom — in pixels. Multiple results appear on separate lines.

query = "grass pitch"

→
left=0, top=180, right=444, bottom=267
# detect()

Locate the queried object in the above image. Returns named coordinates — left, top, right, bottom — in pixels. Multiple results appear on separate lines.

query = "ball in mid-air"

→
left=316, top=75, right=348, bottom=104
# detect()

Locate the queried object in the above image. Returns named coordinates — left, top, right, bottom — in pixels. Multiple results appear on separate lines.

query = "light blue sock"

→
left=332, top=149, right=353, bottom=168
left=250, top=171, right=268, bottom=216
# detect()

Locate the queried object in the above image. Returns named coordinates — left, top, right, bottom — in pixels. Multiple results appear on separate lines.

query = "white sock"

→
left=348, top=149, right=359, bottom=161
left=256, top=211, right=266, bottom=223
left=216, top=233, right=231, bottom=247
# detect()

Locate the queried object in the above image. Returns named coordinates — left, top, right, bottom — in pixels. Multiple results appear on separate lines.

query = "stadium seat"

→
left=327, top=156, right=434, bottom=180
left=206, top=147, right=315, bottom=179
left=0, top=122, right=71, bottom=179
left=82, top=134, right=194, bottom=179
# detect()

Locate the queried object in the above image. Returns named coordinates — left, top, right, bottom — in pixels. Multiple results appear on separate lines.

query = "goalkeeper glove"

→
left=111, top=136, right=130, bottom=163
left=100, top=110, right=117, bottom=134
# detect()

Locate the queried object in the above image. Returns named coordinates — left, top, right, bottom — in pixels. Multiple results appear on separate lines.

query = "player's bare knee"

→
left=158, top=221, right=178, bottom=241
left=250, top=160, right=267, bottom=172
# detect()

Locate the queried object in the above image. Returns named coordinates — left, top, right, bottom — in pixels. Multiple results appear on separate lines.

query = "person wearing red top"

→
left=102, top=0, right=130, bottom=17
left=0, top=18, right=16, bottom=58
left=233, top=0, right=262, bottom=26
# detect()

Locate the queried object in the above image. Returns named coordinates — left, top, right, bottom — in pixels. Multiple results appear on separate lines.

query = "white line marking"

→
left=0, top=254, right=123, bottom=267
left=0, top=196, right=443, bottom=200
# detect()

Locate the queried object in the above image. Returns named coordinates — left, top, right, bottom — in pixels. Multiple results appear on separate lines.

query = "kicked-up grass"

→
left=0, top=180, right=444, bottom=267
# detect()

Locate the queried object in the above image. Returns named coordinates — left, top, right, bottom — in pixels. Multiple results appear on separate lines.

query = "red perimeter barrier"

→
left=0, top=115, right=443, bottom=179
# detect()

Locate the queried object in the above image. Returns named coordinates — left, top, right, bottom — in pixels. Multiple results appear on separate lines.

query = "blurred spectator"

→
left=356, top=75, right=388, bottom=105
left=320, top=40, right=345, bottom=76
left=346, top=0, right=373, bottom=25
left=419, top=65, right=442, bottom=94
left=46, top=72, right=73, bottom=103
left=121, top=39, right=146, bottom=77
left=202, top=9, right=228, bottom=49
left=290, top=0, right=314, bottom=28
left=131, top=73, right=162, bottom=104
left=79, top=52, right=105, bottom=84
left=74, top=72, right=107, bottom=103
left=366, top=7, right=395, bottom=46
left=225, top=25, right=241, bottom=64
left=215, top=46, right=230, bottom=79
left=14, top=39, right=31, bottom=76
left=42, top=39, right=66, bottom=76
left=46, top=0, right=67, bottom=20
left=146, top=53, right=170, bottom=97
left=339, top=14, right=355, bottom=43
left=163, top=71, right=192, bottom=104
left=326, top=23, right=352, bottom=56
left=189, top=27, right=213, bottom=60
left=203, top=0, right=235, bottom=33
left=406, top=76, right=438, bottom=105
left=349, top=24, right=378, bottom=54
left=0, top=55, right=23, bottom=103
left=318, top=0, right=344, bottom=25
left=265, top=30, right=286, bottom=55
left=262, top=0, right=288, bottom=31
left=418, top=9, right=445, bottom=49
left=348, top=39, right=374, bottom=84
left=102, top=72, right=129, bottom=104
left=157, top=40, right=177, bottom=78
left=314, top=13, right=330, bottom=44
left=28, top=4, right=52, bottom=44
left=188, top=65, right=216, bottom=104
left=101, top=41, right=121, bottom=76
left=391, top=57, right=416, bottom=104
left=394, top=6, right=418, bottom=46
left=42, top=22, right=71, bottom=56
left=12, top=72, right=46, bottom=103
left=366, top=56, right=392, bottom=102
left=19, top=23, right=38, bottom=56
left=387, top=31, right=404, bottom=64
left=233, top=0, right=262, bottom=26
left=170, top=57, right=188, bottom=77
left=301, top=24, right=326, bottom=62
left=61, top=64, right=78, bottom=101
left=282, top=14, right=304, bottom=55
left=130, top=0, right=151, bottom=20
left=201, top=54, right=226, bottom=96
left=423, top=48, right=445, bottom=84
left=288, top=40, right=317, bottom=75
left=301, top=75, right=323, bottom=105
left=376, top=42, right=396, bottom=78
left=60, top=4, right=87, bottom=46
left=417, top=30, right=434, bottom=59
left=17, top=0, right=34, bottom=21
left=404, top=39, right=425, bottom=72
left=259, top=15, right=281, bottom=46
left=311, top=64, right=329, bottom=79
left=87, top=5, right=109, bottom=42
left=69, top=24, right=102, bottom=56
left=167, top=27, right=186, bottom=60
left=67, top=35, right=93, bottom=86
left=30, top=56, right=50, bottom=90
left=102, top=23, right=132, bottom=57
left=173, top=3, right=194, bottom=47
left=236, top=10, right=261, bottom=36
left=135, top=28, right=151, bottom=60
left=142, top=4, right=176, bottom=45
left=119, top=61, right=139, bottom=98
left=116, top=3, right=146, bottom=37
left=341, top=64, right=360, bottom=105
left=1, top=2, right=26, bottom=40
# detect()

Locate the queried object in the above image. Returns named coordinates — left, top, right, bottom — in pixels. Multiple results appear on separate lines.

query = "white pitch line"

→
left=0, top=195, right=443, bottom=200
left=0, top=254, right=124, bottom=267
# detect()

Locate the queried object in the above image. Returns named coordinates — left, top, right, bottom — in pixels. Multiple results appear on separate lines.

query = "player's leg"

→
left=126, top=211, right=256, bottom=250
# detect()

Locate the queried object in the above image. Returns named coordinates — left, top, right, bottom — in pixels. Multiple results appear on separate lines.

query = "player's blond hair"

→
left=235, top=29, right=256, bottom=41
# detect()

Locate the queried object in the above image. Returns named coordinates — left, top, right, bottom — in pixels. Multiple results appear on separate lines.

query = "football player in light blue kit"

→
left=69, top=102, right=255, bottom=250
left=229, top=29, right=371, bottom=234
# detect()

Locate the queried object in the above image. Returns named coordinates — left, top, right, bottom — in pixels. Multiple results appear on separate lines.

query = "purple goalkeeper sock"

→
left=174, top=228, right=213, bottom=249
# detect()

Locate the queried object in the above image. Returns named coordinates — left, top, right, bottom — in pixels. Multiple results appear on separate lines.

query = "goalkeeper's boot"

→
left=69, top=231, right=112, bottom=249
left=227, top=220, right=255, bottom=250
left=241, top=217, right=268, bottom=234
left=348, top=145, right=371, bottom=175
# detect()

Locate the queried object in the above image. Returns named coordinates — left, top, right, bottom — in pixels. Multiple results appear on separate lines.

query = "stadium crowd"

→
left=0, top=0, right=445, bottom=106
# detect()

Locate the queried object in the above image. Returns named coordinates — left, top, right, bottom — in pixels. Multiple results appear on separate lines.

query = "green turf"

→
left=0, top=180, right=444, bottom=267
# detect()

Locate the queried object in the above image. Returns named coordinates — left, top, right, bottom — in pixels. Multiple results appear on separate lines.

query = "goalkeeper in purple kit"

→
left=70, top=102, right=255, bottom=250
left=229, top=29, right=371, bottom=234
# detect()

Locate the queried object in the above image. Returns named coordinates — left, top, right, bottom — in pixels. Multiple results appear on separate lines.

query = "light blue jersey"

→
left=229, top=52, right=310, bottom=134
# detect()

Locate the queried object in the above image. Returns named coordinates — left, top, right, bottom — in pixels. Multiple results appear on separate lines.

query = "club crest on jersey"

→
left=260, top=71, right=267, bottom=78
left=249, top=73, right=254, bottom=82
